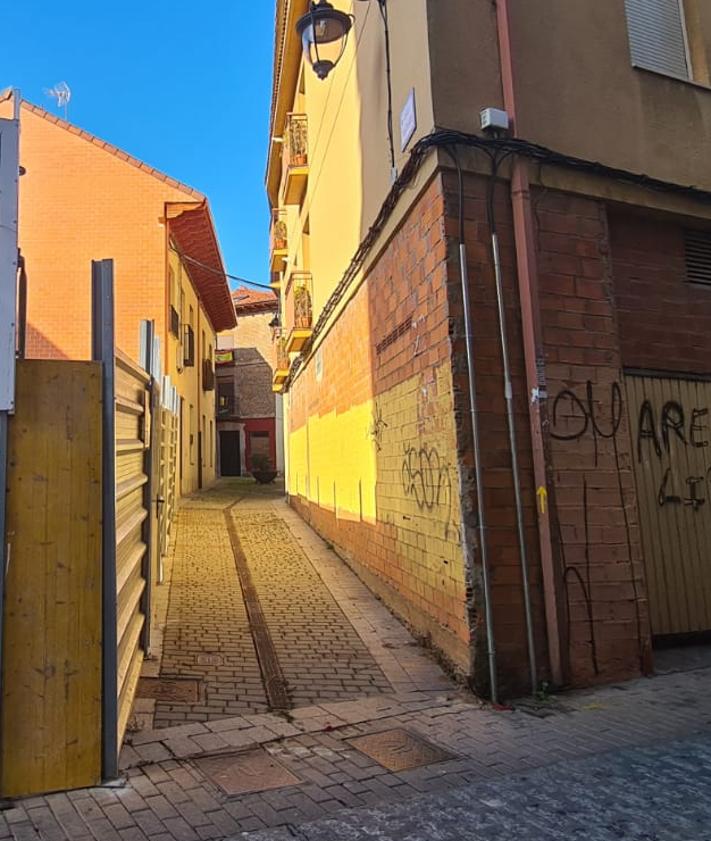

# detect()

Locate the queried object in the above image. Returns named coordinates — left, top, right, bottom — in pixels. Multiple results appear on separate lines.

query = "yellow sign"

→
left=536, top=486, right=548, bottom=515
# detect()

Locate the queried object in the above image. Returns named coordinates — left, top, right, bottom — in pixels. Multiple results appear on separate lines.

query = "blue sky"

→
left=1, top=0, right=274, bottom=290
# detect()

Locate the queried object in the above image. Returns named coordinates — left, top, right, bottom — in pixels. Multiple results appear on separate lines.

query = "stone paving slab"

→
left=5, top=664, right=711, bottom=841
left=237, top=732, right=711, bottom=840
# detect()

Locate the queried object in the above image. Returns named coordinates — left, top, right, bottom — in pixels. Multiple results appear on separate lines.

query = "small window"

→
left=625, top=0, right=690, bottom=80
left=685, top=229, right=711, bottom=285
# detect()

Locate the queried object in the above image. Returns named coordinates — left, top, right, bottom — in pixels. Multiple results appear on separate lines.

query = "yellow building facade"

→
left=268, top=1, right=711, bottom=695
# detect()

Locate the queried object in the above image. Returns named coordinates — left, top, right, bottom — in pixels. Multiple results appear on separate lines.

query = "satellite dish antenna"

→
left=44, top=82, right=71, bottom=119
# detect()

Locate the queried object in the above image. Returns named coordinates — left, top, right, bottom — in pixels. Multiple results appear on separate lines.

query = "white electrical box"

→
left=480, top=107, right=510, bottom=134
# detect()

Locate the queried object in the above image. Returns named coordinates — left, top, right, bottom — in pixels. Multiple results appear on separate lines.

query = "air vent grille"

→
left=685, top=230, right=711, bottom=286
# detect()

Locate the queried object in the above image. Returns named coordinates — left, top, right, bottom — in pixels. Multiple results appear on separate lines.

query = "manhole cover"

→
left=137, top=677, right=200, bottom=703
left=196, top=748, right=300, bottom=796
left=348, top=728, right=454, bottom=772
left=196, top=653, right=223, bottom=666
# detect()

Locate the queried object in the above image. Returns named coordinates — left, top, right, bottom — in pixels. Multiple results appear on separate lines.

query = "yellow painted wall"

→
left=166, top=248, right=218, bottom=495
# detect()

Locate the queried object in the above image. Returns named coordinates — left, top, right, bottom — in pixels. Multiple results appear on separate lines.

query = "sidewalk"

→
left=2, top=480, right=710, bottom=841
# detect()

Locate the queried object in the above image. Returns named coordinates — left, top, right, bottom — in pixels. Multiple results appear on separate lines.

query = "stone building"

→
left=267, top=0, right=711, bottom=697
left=216, top=287, right=283, bottom=476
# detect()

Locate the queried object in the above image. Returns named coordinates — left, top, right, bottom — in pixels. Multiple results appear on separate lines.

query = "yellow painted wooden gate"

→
left=625, top=372, right=711, bottom=636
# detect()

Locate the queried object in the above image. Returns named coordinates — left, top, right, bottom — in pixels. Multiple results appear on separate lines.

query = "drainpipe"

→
left=494, top=0, right=564, bottom=687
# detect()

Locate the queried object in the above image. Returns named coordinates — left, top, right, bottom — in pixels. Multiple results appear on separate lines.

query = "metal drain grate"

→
left=196, top=748, right=300, bottom=795
left=137, top=677, right=201, bottom=703
left=348, top=728, right=454, bottom=772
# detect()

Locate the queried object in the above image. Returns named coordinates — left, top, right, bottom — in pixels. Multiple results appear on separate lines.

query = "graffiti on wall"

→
left=550, top=379, right=643, bottom=674
left=368, top=403, right=388, bottom=452
left=636, top=398, right=710, bottom=510
left=401, top=444, right=453, bottom=537
left=550, top=381, right=623, bottom=466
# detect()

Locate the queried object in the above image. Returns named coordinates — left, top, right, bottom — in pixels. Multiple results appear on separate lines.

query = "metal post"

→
left=92, top=259, right=118, bottom=781
left=0, top=101, right=20, bottom=756
left=139, top=320, right=156, bottom=656
left=459, top=243, right=499, bottom=705
left=491, top=231, right=537, bottom=693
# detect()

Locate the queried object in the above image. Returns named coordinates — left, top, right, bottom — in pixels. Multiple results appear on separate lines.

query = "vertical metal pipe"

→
left=494, top=0, right=564, bottom=687
left=458, top=243, right=498, bottom=704
left=92, top=259, right=118, bottom=781
left=491, top=231, right=537, bottom=692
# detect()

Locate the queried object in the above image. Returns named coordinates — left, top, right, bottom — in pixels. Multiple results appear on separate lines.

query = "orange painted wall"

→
left=2, top=101, right=202, bottom=362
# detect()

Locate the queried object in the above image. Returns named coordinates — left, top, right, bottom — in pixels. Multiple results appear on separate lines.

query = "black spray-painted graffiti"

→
left=550, top=380, right=644, bottom=674
left=368, top=404, right=388, bottom=452
left=551, top=381, right=623, bottom=467
left=636, top=399, right=710, bottom=510
left=401, top=444, right=453, bottom=535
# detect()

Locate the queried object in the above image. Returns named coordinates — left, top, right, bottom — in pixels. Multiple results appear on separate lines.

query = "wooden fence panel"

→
left=1, top=361, right=102, bottom=797
left=114, top=350, right=151, bottom=746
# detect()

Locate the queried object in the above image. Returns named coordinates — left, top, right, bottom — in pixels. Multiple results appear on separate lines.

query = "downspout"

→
left=494, top=0, right=564, bottom=687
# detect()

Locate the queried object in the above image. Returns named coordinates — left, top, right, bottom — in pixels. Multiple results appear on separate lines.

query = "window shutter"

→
left=685, top=230, right=711, bottom=286
left=624, top=0, right=690, bottom=80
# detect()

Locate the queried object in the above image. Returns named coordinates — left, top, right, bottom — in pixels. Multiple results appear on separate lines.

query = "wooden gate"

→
left=115, top=349, right=152, bottom=745
left=625, top=372, right=711, bottom=636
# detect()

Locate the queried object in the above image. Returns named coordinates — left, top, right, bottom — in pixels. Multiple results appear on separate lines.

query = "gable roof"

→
left=12, top=94, right=203, bottom=200
left=232, top=286, right=279, bottom=314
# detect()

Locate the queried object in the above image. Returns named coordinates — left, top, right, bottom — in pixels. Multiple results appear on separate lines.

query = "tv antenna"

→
left=44, top=82, right=71, bottom=119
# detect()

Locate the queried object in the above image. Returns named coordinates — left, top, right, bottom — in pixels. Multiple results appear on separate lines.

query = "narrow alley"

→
left=131, top=479, right=452, bottom=735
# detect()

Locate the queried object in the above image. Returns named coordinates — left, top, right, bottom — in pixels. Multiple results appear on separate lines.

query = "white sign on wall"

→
left=400, top=88, right=417, bottom=153
left=0, top=117, right=19, bottom=412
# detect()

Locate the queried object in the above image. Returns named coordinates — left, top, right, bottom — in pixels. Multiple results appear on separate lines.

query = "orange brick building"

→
left=0, top=91, right=235, bottom=494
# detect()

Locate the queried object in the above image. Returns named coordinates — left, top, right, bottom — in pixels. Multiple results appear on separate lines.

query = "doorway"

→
left=220, top=430, right=241, bottom=476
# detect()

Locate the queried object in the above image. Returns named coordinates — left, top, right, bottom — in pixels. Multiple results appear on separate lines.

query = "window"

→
left=189, top=404, right=195, bottom=465
left=685, top=229, right=711, bottom=285
left=210, top=420, right=214, bottom=467
left=625, top=0, right=691, bottom=80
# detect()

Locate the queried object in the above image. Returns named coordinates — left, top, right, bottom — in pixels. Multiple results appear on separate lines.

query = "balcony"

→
left=270, top=208, right=289, bottom=273
left=284, top=272, right=313, bottom=355
left=272, top=337, right=290, bottom=394
left=280, top=113, right=308, bottom=206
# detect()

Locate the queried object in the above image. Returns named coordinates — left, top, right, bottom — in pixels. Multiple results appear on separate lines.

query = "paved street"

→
left=243, top=733, right=711, bottom=840
left=2, top=480, right=710, bottom=841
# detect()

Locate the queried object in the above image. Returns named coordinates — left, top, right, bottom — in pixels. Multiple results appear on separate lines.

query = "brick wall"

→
left=288, top=174, right=472, bottom=674
left=7, top=104, right=202, bottom=362
left=536, top=192, right=652, bottom=685
left=610, top=212, right=711, bottom=374
left=447, top=172, right=651, bottom=692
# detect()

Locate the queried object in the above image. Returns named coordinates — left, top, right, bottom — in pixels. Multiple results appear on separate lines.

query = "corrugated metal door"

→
left=114, top=350, right=151, bottom=744
left=625, top=372, right=711, bottom=636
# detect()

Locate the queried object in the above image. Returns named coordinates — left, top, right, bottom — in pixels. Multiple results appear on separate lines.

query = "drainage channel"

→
left=224, top=508, right=291, bottom=711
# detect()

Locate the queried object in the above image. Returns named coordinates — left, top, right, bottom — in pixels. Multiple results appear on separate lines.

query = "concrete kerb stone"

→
left=121, top=692, right=465, bottom=771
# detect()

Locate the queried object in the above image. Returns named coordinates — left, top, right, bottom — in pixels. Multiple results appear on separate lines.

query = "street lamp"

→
left=296, top=0, right=397, bottom=177
left=296, top=1, right=354, bottom=81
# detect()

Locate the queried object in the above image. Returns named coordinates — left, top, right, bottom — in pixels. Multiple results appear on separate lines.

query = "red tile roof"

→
left=231, top=286, right=278, bottom=314
left=169, top=203, right=237, bottom=331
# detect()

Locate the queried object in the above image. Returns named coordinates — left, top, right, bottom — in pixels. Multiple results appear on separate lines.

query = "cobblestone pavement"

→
left=4, top=480, right=710, bottom=840
left=242, top=733, right=711, bottom=840
left=3, top=665, right=711, bottom=840
left=133, top=479, right=447, bottom=730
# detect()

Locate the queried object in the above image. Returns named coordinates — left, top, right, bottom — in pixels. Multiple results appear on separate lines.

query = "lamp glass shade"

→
left=296, top=2, right=353, bottom=80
